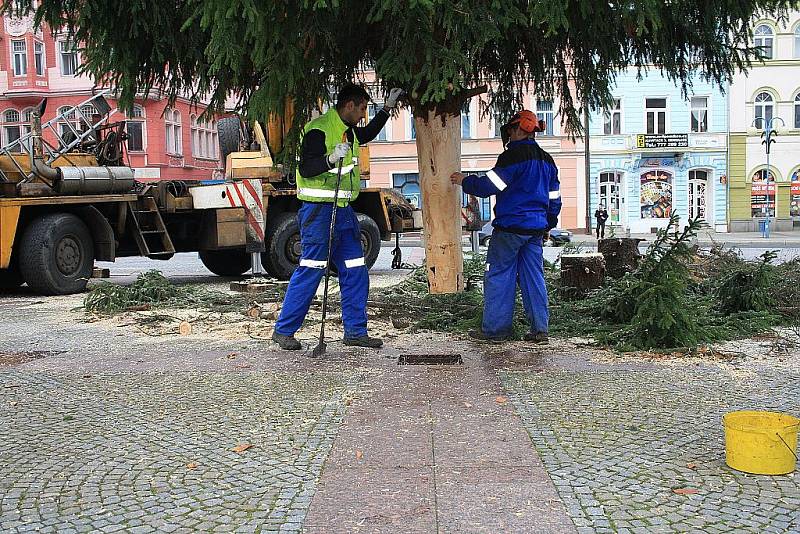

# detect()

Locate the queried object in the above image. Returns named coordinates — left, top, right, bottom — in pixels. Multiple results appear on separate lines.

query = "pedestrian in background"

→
left=450, top=110, right=560, bottom=344
left=595, top=205, right=609, bottom=239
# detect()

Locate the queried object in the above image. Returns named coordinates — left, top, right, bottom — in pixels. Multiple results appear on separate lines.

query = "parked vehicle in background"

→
left=477, top=221, right=572, bottom=247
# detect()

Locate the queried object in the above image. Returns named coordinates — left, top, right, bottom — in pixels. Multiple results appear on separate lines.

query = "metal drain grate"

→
left=398, top=354, right=463, bottom=365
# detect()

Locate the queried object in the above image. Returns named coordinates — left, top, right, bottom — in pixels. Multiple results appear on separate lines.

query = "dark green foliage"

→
left=715, top=250, right=777, bottom=313
left=83, top=270, right=283, bottom=314
left=6, top=0, right=794, bottom=152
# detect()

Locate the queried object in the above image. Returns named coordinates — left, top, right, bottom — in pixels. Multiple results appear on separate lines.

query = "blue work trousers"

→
left=482, top=229, right=548, bottom=338
left=274, top=202, right=368, bottom=338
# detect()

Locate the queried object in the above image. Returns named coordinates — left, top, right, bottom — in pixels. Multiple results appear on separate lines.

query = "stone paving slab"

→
left=499, top=364, right=800, bottom=533
left=0, top=370, right=361, bottom=532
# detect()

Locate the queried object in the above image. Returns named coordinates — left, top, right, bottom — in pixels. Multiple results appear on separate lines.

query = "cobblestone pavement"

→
left=500, top=357, right=800, bottom=533
left=0, top=369, right=362, bottom=533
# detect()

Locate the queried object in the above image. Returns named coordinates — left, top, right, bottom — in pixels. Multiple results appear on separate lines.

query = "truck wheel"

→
left=357, top=213, right=381, bottom=269
left=199, top=249, right=251, bottom=277
left=0, top=262, right=24, bottom=291
left=217, top=117, right=242, bottom=162
left=262, top=212, right=300, bottom=280
left=19, top=213, right=94, bottom=295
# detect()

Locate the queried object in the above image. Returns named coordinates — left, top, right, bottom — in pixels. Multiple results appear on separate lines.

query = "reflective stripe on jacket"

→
left=296, top=108, right=360, bottom=207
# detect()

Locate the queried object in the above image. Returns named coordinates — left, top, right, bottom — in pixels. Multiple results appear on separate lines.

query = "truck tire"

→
left=0, top=262, right=24, bottom=291
left=19, top=213, right=94, bottom=295
left=217, top=117, right=242, bottom=162
left=262, top=212, right=300, bottom=280
left=357, top=213, right=381, bottom=269
left=199, top=249, right=251, bottom=277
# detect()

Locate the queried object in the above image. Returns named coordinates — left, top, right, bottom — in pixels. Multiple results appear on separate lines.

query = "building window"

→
left=2, top=109, right=21, bottom=146
left=690, top=97, right=708, bottom=133
left=392, top=172, right=421, bottom=208
left=34, top=41, right=44, bottom=76
left=367, top=103, right=387, bottom=141
left=56, top=106, right=82, bottom=144
left=754, top=92, right=774, bottom=128
left=12, top=40, right=27, bottom=76
left=165, top=109, right=182, bottom=155
left=407, top=111, right=416, bottom=141
left=795, top=93, right=800, bottom=129
left=645, top=98, right=667, bottom=134
left=603, top=99, right=621, bottom=135
left=795, top=25, right=800, bottom=58
left=190, top=114, right=218, bottom=159
left=754, top=24, right=774, bottom=60
left=126, top=105, right=145, bottom=152
left=688, top=170, right=708, bottom=221
left=461, top=100, right=472, bottom=139
left=493, top=109, right=504, bottom=138
left=535, top=100, right=554, bottom=136
left=59, top=40, right=79, bottom=76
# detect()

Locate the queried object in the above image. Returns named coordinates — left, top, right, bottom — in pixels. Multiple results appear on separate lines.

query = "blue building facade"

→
left=589, top=71, right=729, bottom=233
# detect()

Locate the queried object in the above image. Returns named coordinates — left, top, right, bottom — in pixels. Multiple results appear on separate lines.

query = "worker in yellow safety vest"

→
left=272, top=84, right=403, bottom=351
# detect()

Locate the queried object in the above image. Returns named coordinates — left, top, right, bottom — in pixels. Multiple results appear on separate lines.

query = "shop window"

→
left=690, top=97, right=708, bottom=133
left=640, top=170, right=673, bottom=219
left=754, top=24, right=774, bottom=59
left=751, top=168, right=775, bottom=217
left=645, top=98, right=667, bottom=134
left=57, top=106, right=81, bottom=142
left=754, top=92, right=774, bottom=129
left=2, top=109, right=21, bottom=146
left=461, top=174, right=492, bottom=221
left=603, top=99, right=621, bottom=135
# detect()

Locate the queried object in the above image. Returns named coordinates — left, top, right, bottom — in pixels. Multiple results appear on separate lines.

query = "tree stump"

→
left=560, top=253, right=605, bottom=292
left=598, top=238, right=644, bottom=278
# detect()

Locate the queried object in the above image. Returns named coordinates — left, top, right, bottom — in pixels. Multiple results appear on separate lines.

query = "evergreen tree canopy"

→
left=11, top=1, right=794, bottom=139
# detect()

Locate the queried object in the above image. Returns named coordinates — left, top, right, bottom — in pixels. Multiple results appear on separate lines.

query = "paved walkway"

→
left=1, top=290, right=799, bottom=532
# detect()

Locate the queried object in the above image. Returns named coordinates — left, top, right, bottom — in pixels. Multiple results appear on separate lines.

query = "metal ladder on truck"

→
left=0, top=91, right=117, bottom=184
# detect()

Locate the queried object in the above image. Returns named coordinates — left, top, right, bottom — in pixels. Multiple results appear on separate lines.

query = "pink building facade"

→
left=0, top=12, right=223, bottom=182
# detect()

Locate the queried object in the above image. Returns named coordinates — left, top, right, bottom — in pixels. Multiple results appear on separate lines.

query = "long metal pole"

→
left=584, top=98, right=591, bottom=235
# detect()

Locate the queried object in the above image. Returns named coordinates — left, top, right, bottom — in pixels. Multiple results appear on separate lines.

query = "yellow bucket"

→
left=723, top=410, right=799, bottom=475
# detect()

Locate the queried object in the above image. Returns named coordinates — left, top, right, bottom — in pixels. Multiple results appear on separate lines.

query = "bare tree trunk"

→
left=414, top=108, right=463, bottom=294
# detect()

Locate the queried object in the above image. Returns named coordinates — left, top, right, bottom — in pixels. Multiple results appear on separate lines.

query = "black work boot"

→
left=272, top=331, right=302, bottom=350
left=524, top=331, right=549, bottom=344
left=468, top=329, right=509, bottom=343
left=343, top=335, right=383, bottom=348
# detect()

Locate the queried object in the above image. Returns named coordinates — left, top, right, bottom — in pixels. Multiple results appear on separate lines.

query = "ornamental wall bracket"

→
left=5, top=14, right=35, bottom=38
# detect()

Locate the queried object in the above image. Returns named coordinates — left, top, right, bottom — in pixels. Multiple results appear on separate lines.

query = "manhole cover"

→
left=0, top=351, right=58, bottom=366
left=398, top=354, right=463, bottom=365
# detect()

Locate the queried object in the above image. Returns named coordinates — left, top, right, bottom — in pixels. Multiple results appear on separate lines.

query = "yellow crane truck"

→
left=0, top=92, right=418, bottom=295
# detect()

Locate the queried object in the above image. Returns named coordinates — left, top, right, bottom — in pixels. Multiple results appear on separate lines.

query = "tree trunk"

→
left=415, top=108, right=463, bottom=294
left=561, top=253, right=605, bottom=290
left=598, top=238, right=644, bottom=278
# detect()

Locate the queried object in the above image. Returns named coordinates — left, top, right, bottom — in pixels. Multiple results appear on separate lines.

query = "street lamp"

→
left=752, top=116, right=785, bottom=237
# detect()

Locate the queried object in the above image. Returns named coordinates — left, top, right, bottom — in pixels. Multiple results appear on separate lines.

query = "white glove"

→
left=384, top=88, right=404, bottom=109
left=327, top=142, right=350, bottom=165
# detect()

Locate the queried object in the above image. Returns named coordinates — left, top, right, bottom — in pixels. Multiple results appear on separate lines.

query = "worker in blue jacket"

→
left=450, top=110, right=561, bottom=343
